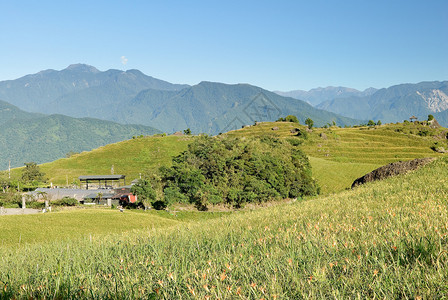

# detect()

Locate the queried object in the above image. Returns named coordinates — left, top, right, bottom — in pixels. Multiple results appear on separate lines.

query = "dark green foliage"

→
left=286, top=138, right=303, bottom=147
left=21, top=162, right=45, bottom=184
left=295, top=129, right=309, bottom=139
left=417, top=129, right=430, bottom=136
left=0, top=191, right=21, bottom=208
left=131, top=179, right=158, bottom=209
left=377, top=120, right=382, bottom=125
left=52, top=197, right=78, bottom=206
left=157, top=135, right=319, bottom=209
left=305, top=118, right=314, bottom=129
left=183, top=128, right=192, bottom=135
left=277, top=115, right=300, bottom=123
left=428, top=114, right=434, bottom=121
left=367, top=120, right=375, bottom=126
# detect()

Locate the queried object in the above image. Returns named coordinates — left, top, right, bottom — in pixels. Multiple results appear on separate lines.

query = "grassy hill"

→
left=225, top=121, right=446, bottom=193
left=1, top=156, right=447, bottom=298
left=26, top=135, right=192, bottom=185
left=18, top=121, right=445, bottom=194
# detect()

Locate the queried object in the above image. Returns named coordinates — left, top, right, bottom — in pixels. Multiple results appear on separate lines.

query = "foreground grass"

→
left=1, top=157, right=447, bottom=298
left=0, top=208, right=227, bottom=248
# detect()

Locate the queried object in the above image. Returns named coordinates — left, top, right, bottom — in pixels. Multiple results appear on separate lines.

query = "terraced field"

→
left=226, top=121, right=445, bottom=193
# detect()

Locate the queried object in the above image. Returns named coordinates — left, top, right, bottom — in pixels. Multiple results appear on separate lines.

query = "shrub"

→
left=417, top=130, right=430, bottom=137
left=285, top=115, right=299, bottom=123
left=286, top=138, right=303, bottom=147
left=295, top=129, right=309, bottom=139
left=52, top=197, right=78, bottom=206
left=305, top=118, right=314, bottom=129
left=156, top=135, right=319, bottom=209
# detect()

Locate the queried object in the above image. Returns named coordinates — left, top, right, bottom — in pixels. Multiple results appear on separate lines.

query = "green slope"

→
left=225, top=121, right=445, bottom=193
left=25, top=121, right=446, bottom=195
left=1, top=157, right=447, bottom=298
left=1, top=114, right=161, bottom=168
left=33, top=135, right=191, bottom=185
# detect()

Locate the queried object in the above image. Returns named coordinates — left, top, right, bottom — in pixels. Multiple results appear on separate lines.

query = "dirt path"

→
left=0, top=208, right=41, bottom=216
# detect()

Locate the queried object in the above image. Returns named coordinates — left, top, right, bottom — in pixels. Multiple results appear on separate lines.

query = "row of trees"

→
left=132, top=135, right=320, bottom=210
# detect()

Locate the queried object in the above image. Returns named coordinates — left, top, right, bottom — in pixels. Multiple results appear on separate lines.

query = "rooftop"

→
left=79, top=175, right=125, bottom=181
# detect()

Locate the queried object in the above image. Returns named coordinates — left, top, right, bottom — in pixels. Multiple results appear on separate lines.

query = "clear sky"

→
left=1, top=0, right=447, bottom=91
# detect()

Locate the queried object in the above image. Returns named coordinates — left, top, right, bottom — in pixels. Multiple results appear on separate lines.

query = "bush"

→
left=157, top=135, right=319, bottom=209
left=286, top=138, right=303, bottom=147
left=417, top=130, right=430, bottom=137
left=295, top=129, right=309, bottom=139
left=52, top=197, right=78, bottom=206
left=28, top=201, right=45, bottom=209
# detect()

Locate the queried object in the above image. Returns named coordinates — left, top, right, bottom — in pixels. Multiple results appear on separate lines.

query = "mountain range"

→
left=0, top=64, right=362, bottom=135
left=1, top=64, right=446, bottom=168
left=275, top=86, right=378, bottom=106
left=315, top=81, right=448, bottom=124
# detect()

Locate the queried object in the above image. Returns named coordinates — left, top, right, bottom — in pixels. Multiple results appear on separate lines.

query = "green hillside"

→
left=24, top=121, right=446, bottom=195
left=1, top=156, right=447, bottom=298
left=31, top=135, right=191, bottom=185
left=225, top=121, right=445, bottom=193
left=0, top=114, right=161, bottom=168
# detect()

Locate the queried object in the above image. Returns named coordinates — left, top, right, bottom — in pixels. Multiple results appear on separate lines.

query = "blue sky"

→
left=1, top=0, right=447, bottom=91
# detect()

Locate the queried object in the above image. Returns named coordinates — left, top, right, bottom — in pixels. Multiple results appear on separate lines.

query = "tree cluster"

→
left=132, top=135, right=320, bottom=210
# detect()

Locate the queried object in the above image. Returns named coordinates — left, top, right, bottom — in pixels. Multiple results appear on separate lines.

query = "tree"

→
left=183, top=128, right=192, bottom=135
left=97, top=192, right=103, bottom=205
left=428, top=115, right=434, bottom=121
left=367, top=120, right=375, bottom=126
left=305, top=118, right=314, bottom=129
left=131, top=179, right=158, bottom=209
left=21, top=162, right=45, bottom=183
left=285, top=115, right=299, bottom=123
left=377, top=120, right=382, bottom=126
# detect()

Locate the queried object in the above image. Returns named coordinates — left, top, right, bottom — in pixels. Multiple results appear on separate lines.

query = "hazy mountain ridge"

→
left=116, top=81, right=363, bottom=134
left=316, top=81, right=448, bottom=124
left=274, top=86, right=378, bottom=106
left=0, top=66, right=363, bottom=135
left=0, top=64, right=189, bottom=115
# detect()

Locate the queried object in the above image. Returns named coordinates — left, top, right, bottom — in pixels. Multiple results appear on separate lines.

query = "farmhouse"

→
left=79, top=175, right=126, bottom=190
left=28, top=175, right=137, bottom=207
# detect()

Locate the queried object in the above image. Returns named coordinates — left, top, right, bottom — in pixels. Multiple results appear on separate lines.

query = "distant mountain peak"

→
left=64, top=64, right=100, bottom=73
left=416, top=89, right=448, bottom=113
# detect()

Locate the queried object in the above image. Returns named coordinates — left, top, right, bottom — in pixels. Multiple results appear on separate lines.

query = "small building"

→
left=79, top=175, right=126, bottom=190
left=29, top=188, right=97, bottom=202
left=83, top=192, right=115, bottom=205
